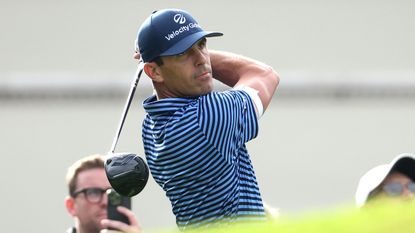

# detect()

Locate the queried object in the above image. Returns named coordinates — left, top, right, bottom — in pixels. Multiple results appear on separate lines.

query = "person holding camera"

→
left=64, top=154, right=142, bottom=233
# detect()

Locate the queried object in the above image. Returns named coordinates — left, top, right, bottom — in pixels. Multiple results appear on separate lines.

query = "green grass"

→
left=150, top=200, right=415, bottom=233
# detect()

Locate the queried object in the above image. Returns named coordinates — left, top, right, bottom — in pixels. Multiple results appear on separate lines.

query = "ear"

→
left=144, top=63, right=163, bottom=83
left=65, top=196, right=76, bottom=216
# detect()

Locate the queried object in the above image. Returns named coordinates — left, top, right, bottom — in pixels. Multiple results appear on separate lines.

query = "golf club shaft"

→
left=109, top=61, right=145, bottom=154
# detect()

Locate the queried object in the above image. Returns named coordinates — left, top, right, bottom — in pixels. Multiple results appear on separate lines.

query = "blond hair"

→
left=66, top=154, right=105, bottom=196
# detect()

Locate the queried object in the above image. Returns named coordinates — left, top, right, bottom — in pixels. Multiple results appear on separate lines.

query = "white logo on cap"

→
left=173, top=14, right=186, bottom=24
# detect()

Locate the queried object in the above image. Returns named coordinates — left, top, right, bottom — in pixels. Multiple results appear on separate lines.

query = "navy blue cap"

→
left=136, top=9, right=223, bottom=62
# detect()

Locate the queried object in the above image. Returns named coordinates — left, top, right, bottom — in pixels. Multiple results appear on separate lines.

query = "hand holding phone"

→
left=107, top=189, right=131, bottom=228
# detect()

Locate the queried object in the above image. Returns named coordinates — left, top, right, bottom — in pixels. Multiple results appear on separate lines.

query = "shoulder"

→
left=200, top=90, right=251, bottom=105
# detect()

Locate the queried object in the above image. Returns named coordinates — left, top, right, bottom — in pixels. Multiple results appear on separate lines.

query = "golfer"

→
left=135, top=8, right=279, bottom=229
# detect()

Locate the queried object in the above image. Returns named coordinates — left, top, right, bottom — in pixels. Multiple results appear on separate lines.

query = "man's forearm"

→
left=209, top=50, right=279, bottom=111
left=210, top=50, right=242, bottom=87
left=210, top=50, right=276, bottom=86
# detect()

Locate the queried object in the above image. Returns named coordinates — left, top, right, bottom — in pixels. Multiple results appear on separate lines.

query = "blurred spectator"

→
left=64, top=154, right=141, bottom=233
left=355, top=153, right=415, bottom=207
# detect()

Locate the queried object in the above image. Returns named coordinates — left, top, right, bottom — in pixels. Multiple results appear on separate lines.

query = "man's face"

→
left=157, top=38, right=214, bottom=98
left=70, top=168, right=112, bottom=232
left=380, top=171, right=415, bottom=198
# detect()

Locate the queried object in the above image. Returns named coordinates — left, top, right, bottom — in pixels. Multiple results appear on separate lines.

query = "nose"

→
left=101, top=192, right=109, bottom=206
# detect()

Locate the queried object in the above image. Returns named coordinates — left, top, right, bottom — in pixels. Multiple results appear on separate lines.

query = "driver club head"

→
left=105, top=152, right=149, bottom=197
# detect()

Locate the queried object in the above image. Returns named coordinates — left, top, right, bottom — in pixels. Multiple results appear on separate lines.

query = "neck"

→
left=75, top=221, right=100, bottom=233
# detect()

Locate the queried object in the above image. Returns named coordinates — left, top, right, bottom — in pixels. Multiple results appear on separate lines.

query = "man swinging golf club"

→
left=135, top=8, right=279, bottom=229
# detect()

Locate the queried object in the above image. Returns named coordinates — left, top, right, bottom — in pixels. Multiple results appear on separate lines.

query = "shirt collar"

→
left=143, top=95, right=198, bottom=117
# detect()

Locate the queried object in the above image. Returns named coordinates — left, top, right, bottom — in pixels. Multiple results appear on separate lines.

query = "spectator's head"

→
left=355, top=153, right=415, bottom=207
left=65, top=154, right=112, bottom=233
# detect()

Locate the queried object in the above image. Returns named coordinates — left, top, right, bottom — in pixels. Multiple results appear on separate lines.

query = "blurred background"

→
left=1, top=0, right=414, bottom=232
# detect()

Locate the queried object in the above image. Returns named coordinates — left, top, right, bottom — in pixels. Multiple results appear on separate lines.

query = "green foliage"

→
left=150, top=200, right=415, bottom=233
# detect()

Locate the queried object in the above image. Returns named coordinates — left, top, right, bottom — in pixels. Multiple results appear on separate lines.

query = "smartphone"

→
left=107, top=189, right=131, bottom=228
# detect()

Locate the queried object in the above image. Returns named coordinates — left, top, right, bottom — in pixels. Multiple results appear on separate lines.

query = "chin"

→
left=200, top=87, right=213, bottom=95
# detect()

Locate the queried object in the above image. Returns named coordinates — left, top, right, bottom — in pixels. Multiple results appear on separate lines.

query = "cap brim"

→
left=355, top=164, right=391, bottom=207
left=160, top=31, right=223, bottom=57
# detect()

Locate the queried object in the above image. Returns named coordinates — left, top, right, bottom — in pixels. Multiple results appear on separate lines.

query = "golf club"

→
left=105, top=60, right=149, bottom=197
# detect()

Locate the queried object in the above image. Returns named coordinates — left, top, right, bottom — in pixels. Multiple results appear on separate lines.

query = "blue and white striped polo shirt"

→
left=142, top=90, right=265, bottom=229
